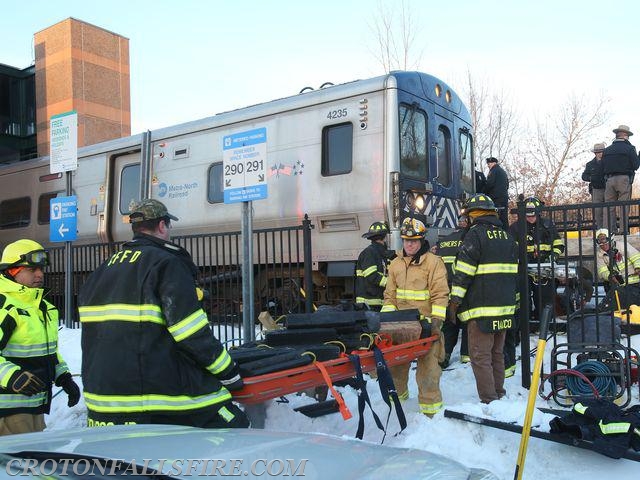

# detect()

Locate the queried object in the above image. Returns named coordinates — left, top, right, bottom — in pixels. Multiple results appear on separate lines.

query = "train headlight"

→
left=414, top=194, right=426, bottom=214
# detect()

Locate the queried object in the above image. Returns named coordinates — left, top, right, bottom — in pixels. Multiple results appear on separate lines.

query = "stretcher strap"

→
left=373, top=345, right=407, bottom=434
left=315, top=361, right=352, bottom=420
left=348, top=353, right=385, bottom=440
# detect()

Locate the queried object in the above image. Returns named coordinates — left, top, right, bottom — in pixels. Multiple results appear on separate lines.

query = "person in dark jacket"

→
left=355, top=221, right=395, bottom=310
left=0, top=239, right=80, bottom=436
left=78, top=199, right=248, bottom=428
left=483, top=157, right=510, bottom=229
left=581, top=142, right=607, bottom=228
left=434, top=211, right=470, bottom=368
left=448, top=194, right=518, bottom=403
left=602, top=125, right=640, bottom=233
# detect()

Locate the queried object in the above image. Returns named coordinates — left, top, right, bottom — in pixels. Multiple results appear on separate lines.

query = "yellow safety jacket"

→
left=596, top=239, right=640, bottom=285
left=0, top=274, right=69, bottom=416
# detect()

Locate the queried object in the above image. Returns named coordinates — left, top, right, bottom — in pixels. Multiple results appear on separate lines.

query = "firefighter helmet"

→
left=362, top=221, right=390, bottom=239
left=525, top=196, right=542, bottom=215
left=400, top=218, right=426, bottom=239
left=0, top=239, right=49, bottom=270
left=596, top=228, right=610, bottom=245
left=464, top=194, right=497, bottom=213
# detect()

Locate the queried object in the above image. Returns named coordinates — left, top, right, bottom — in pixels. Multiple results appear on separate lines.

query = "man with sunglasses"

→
left=78, top=199, right=249, bottom=429
left=0, top=239, right=80, bottom=435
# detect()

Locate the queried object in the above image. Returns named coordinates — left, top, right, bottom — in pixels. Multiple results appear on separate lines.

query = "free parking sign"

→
left=49, top=195, right=77, bottom=242
left=222, top=128, right=268, bottom=204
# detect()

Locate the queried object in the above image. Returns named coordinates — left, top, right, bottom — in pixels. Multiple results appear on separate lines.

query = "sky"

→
left=2, top=0, right=640, bottom=148
left=47, top=326, right=640, bottom=480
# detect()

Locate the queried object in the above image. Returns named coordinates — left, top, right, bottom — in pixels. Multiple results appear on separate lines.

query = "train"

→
left=0, top=70, right=475, bottom=308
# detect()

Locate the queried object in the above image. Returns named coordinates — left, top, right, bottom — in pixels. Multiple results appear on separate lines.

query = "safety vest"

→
left=0, top=275, right=69, bottom=416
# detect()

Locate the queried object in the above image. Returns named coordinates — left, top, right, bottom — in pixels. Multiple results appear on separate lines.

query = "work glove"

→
left=419, top=317, right=432, bottom=338
left=9, top=370, right=47, bottom=396
left=56, top=372, right=81, bottom=407
left=447, top=301, right=460, bottom=326
left=218, top=363, right=244, bottom=391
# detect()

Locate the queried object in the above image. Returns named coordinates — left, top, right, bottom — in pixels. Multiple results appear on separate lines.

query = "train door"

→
left=107, top=153, right=140, bottom=242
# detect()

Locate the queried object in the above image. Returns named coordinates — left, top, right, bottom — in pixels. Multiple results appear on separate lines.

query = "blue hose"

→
left=566, top=360, right=616, bottom=397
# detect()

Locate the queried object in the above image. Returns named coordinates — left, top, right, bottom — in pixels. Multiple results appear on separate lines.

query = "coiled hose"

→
left=566, top=360, right=617, bottom=397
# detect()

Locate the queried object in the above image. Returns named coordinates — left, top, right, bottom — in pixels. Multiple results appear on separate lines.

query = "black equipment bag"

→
left=264, top=328, right=339, bottom=346
left=296, top=344, right=342, bottom=362
left=364, top=309, right=421, bottom=332
left=293, top=400, right=340, bottom=418
left=567, top=308, right=621, bottom=345
left=238, top=350, right=314, bottom=377
left=284, top=310, right=368, bottom=331
left=229, top=346, right=296, bottom=364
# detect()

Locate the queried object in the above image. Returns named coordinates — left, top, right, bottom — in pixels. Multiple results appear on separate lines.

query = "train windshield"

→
left=459, top=129, right=474, bottom=193
left=399, top=104, right=428, bottom=179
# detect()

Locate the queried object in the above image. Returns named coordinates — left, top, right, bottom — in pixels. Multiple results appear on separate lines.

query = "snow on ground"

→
left=49, top=327, right=639, bottom=480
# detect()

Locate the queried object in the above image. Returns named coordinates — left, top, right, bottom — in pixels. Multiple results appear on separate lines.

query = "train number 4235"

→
left=327, top=108, right=348, bottom=119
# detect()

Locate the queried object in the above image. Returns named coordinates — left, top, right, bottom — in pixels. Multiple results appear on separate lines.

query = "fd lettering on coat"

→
left=492, top=318, right=512, bottom=330
left=486, top=230, right=508, bottom=240
left=107, top=249, right=142, bottom=266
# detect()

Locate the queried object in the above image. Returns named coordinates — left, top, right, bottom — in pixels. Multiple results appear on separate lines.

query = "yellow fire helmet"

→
left=400, top=218, right=426, bottom=239
left=0, top=239, right=49, bottom=270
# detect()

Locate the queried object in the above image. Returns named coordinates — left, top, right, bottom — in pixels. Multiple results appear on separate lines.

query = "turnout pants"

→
left=467, top=321, right=507, bottom=404
left=0, top=413, right=46, bottom=436
left=390, top=322, right=444, bottom=415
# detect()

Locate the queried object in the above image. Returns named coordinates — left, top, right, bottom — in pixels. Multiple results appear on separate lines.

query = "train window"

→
left=399, top=105, right=428, bottom=178
left=38, top=191, right=64, bottom=224
left=119, top=164, right=141, bottom=214
left=321, top=122, right=353, bottom=176
left=459, top=130, right=474, bottom=193
left=0, top=197, right=31, bottom=229
left=435, top=126, right=451, bottom=187
left=207, top=162, right=224, bottom=204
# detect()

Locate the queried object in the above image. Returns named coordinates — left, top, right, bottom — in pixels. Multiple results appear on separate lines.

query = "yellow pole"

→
left=514, top=304, right=552, bottom=480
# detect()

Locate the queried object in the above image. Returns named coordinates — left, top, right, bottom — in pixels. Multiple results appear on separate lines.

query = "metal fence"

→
left=516, top=198, right=640, bottom=406
left=45, top=216, right=314, bottom=346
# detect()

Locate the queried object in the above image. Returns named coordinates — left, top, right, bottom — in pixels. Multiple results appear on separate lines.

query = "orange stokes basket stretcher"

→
left=232, top=335, right=438, bottom=404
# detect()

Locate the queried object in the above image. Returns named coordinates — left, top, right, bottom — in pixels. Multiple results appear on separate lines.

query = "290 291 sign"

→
left=222, top=128, right=268, bottom=204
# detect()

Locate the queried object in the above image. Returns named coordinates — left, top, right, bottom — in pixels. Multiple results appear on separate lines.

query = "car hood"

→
left=0, top=424, right=497, bottom=479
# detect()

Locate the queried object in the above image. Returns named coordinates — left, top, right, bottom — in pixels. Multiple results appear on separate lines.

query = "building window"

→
left=208, top=162, right=224, bottom=203
left=38, top=191, right=64, bottom=224
left=399, top=105, right=428, bottom=179
left=459, top=130, right=474, bottom=194
left=322, top=123, right=353, bottom=176
left=120, top=164, right=140, bottom=214
left=435, top=126, right=451, bottom=187
left=0, top=197, right=31, bottom=229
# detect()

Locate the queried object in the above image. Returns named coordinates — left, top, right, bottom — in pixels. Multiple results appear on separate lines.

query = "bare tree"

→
left=507, top=93, right=609, bottom=204
left=369, top=0, right=423, bottom=72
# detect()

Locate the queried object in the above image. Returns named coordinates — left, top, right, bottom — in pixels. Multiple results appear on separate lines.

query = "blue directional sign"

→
left=222, top=127, right=268, bottom=204
left=49, top=195, right=77, bottom=242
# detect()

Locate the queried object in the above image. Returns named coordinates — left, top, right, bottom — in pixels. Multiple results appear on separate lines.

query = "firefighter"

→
left=595, top=228, right=640, bottom=309
left=434, top=210, right=470, bottom=368
left=355, top=221, right=395, bottom=310
left=448, top=194, right=518, bottom=403
left=78, top=199, right=248, bottom=428
left=381, top=218, right=449, bottom=417
left=0, top=239, right=80, bottom=435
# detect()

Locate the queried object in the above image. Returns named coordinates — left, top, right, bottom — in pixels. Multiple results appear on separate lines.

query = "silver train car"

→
left=0, top=71, right=475, bottom=283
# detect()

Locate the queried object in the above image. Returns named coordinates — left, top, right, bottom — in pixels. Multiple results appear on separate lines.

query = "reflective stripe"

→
left=55, top=361, right=70, bottom=379
left=206, top=350, right=233, bottom=375
left=450, top=286, right=467, bottom=298
left=168, top=309, right=209, bottom=342
left=1, top=341, right=57, bottom=357
left=432, top=304, right=446, bottom=318
left=396, top=289, right=430, bottom=301
left=420, top=401, right=443, bottom=415
left=573, top=403, right=588, bottom=414
left=379, top=276, right=388, bottom=287
left=398, top=391, right=409, bottom=401
left=441, top=256, right=456, bottom=265
left=458, top=305, right=516, bottom=321
left=455, top=260, right=477, bottom=276
left=476, top=263, right=518, bottom=275
left=0, top=362, right=19, bottom=386
left=84, top=390, right=232, bottom=413
left=218, top=405, right=235, bottom=423
left=79, top=304, right=164, bottom=324
left=0, top=392, right=47, bottom=409
left=355, top=297, right=384, bottom=306
left=381, top=305, right=397, bottom=312
left=362, top=265, right=378, bottom=277
left=599, top=420, right=631, bottom=435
